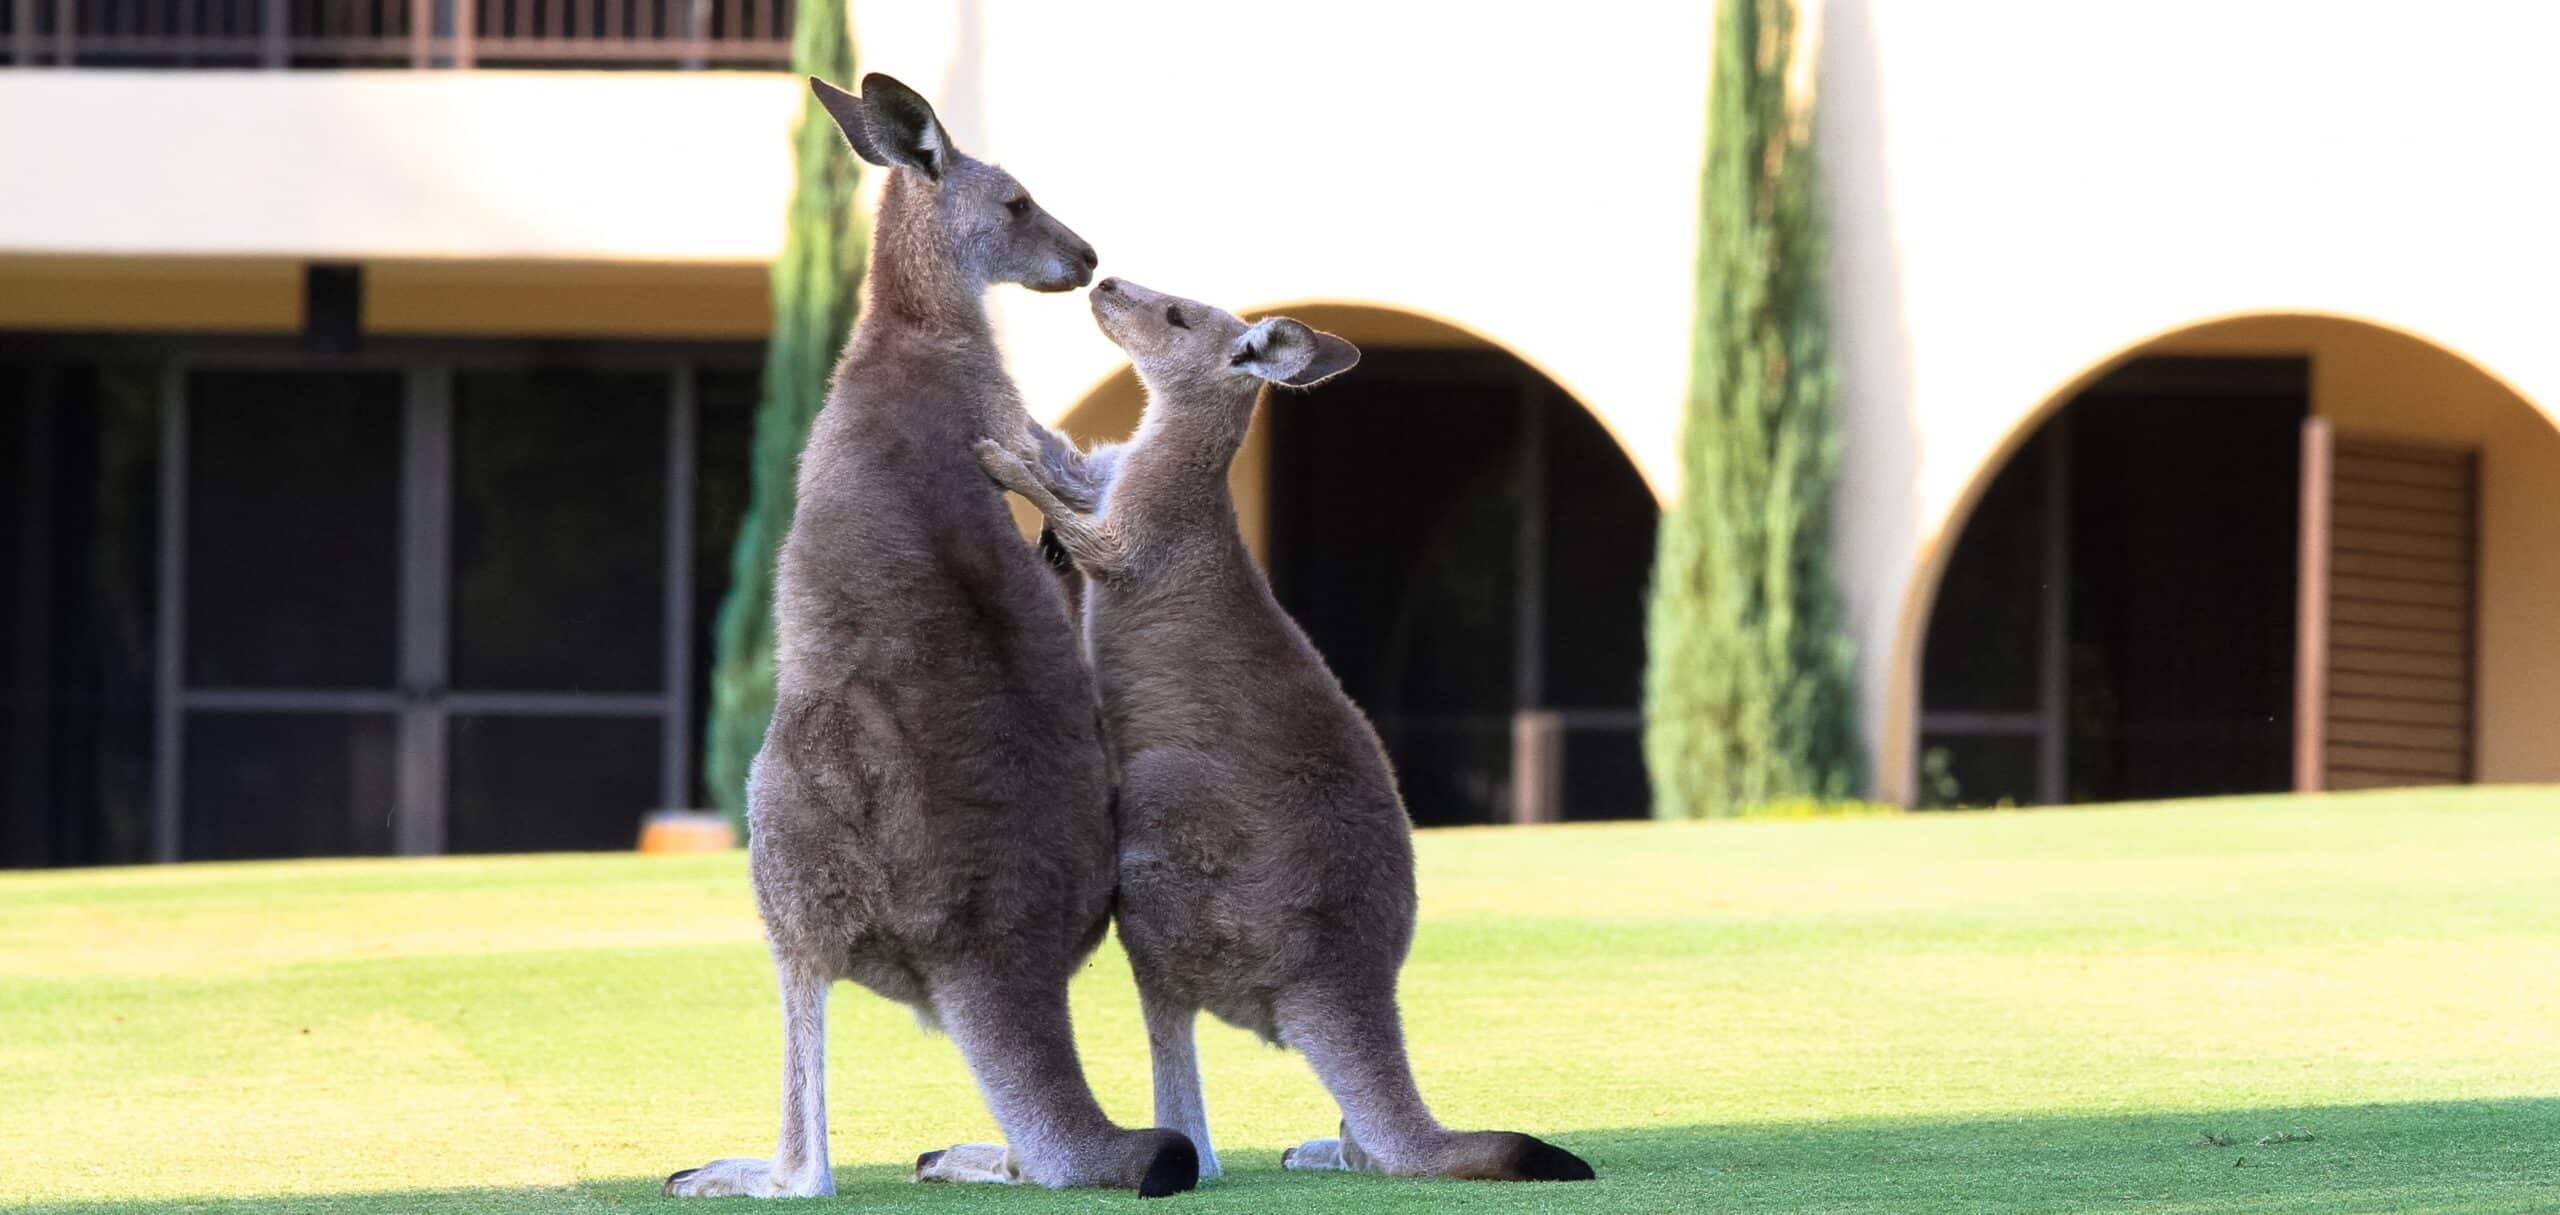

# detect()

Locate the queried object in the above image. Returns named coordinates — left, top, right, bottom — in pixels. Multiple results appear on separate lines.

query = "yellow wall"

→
left=367, top=261, right=769, bottom=339
left=0, top=257, right=300, bottom=332
left=2154, top=317, right=2560, bottom=784
left=0, top=256, right=769, bottom=340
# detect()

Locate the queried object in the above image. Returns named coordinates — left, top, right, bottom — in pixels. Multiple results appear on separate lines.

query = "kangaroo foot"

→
left=663, top=1156, right=832, bottom=1198
left=913, top=1142, right=1018, bottom=1185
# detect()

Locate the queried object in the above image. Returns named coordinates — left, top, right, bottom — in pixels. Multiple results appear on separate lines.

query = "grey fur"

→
left=976, top=278, right=1595, bottom=1184
left=663, top=78, right=1194, bottom=1200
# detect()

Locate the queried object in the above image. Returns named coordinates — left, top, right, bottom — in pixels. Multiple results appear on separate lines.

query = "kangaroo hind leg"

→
left=1140, top=984, right=1220, bottom=1179
left=1277, top=983, right=1593, bottom=1182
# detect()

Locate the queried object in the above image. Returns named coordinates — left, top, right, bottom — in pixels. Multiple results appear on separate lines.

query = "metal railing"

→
left=4, top=0, right=789, bottom=68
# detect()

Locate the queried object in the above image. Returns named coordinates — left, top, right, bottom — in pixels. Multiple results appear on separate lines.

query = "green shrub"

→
left=1644, top=0, right=1866, bottom=818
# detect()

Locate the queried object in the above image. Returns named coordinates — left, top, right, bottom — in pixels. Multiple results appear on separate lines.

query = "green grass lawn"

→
left=4, top=786, right=2557, bottom=1213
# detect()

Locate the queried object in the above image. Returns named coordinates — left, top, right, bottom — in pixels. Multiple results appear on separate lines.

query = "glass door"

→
left=440, top=369, right=683, bottom=853
left=164, top=369, right=407, bottom=860
left=153, top=358, right=705, bottom=861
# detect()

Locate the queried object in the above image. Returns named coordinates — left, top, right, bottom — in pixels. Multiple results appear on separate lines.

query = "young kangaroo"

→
left=662, top=79, right=1195, bottom=1200
left=975, top=278, right=1596, bottom=1185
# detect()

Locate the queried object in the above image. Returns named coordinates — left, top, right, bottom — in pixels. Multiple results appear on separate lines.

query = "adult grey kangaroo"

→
left=973, top=278, right=1597, bottom=1185
left=661, top=79, right=1196, bottom=1200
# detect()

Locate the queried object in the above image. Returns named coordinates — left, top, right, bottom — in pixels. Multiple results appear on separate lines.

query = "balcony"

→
left=2, top=0, right=790, bottom=68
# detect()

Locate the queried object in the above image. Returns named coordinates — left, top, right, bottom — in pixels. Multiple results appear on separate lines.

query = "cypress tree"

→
left=1643, top=0, right=1865, bottom=817
left=702, top=3, right=862, bottom=828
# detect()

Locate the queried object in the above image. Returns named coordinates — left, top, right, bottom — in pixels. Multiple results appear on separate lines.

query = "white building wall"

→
left=7, top=1, right=2557, bottom=801
left=0, top=70, right=800, bottom=261
left=1819, top=0, right=2560, bottom=800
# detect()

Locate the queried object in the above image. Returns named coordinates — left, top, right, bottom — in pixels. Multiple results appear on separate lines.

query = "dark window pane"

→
left=1917, top=732, right=2039, bottom=809
left=1379, top=719, right=1510, bottom=827
left=451, top=371, right=667, bottom=693
left=1559, top=724, right=1648, bottom=821
left=447, top=714, right=661, bottom=853
left=2066, top=372, right=2301, bottom=801
left=1922, top=428, right=2050, bottom=714
left=186, top=371, right=401, bottom=689
left=1541, top=391, right=1657, bottom=710
left=1268, top=354, right=1520, bottom=716
left=690, top=367, right=759, bottom=806
left=181, top=711, right=396, bottom=859
left=1, top=363, right=23, bottom=695
left=3, top=361, right=162, bottom=868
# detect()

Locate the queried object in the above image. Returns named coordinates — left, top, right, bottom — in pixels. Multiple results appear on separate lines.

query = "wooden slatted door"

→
left=2294, top=421, right=2479, bottom=790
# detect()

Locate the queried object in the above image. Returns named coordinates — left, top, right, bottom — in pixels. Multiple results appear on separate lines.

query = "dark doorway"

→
left=1920, top=356, right=2308, bottom=806
left=1262, top=349, right=1657, bottom=826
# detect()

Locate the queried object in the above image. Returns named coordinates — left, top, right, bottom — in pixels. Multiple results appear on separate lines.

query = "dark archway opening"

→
left=1261, top=349, right=1658, bottom=826
left=1920, top=356, right=2308, bottom=807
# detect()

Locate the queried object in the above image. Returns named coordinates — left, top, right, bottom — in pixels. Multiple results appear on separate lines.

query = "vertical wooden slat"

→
left=260, top=0, right=284, bottom=65
left=660, top=364, right=696, bottom=814
left=2034, top=417, right=2070, bottom=804
left=151, top=363, right=189, bottom=863
left=13, top=0, right=38, bottom=65
left=395, top=365, right=454, bottom=856
left=449, top=0, right=469, bottom=67
left=49, top=0, right=68, bottom=64
left=407, top=0, right=424, bottom=66
left=1509, top=711, right=1563, bottom=825
left=2457, top=448, right=2480, bottom=781
left=2293, top=418, right=2332, bottom=791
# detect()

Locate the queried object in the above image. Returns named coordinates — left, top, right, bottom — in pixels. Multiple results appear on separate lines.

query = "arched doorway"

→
left=1914, top=315, right=2560, bottom=807
left=1057, top=305, right=1660, bottom=826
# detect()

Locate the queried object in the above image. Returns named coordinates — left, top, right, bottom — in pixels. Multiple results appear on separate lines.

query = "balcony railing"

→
left=3, top=0, right=790, bottom=68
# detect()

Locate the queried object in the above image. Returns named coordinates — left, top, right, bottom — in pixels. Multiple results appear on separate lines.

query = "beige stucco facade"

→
left=3, top=0, right=2554, bottom=803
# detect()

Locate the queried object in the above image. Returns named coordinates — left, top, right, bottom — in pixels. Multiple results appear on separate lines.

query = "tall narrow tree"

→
left=1644, top=0, right=1865, bottom=817
left=703, top=3, right=862, bottom=827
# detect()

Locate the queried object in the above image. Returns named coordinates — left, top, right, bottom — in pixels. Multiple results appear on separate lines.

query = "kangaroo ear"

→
left=810, top=77, right=892, bottom=168
left=850, top=72, right=952, bottom=180
left=1231, top=319, right=1362, bottom=388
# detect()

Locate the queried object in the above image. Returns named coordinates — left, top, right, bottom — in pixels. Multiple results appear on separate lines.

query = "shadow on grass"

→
left=17, top=1098, right=2557, bottom=1214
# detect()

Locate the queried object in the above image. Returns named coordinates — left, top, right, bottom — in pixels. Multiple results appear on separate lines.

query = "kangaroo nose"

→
left=1096, top=276, right=1122, bottom=295
left=1078, top=242, right=1100, bottom=272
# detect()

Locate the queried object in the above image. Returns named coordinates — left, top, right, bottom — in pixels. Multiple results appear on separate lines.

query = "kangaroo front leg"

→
left=1139, top=986, right=1220, bottom=1179
left=665, top=963, right=835, bottom=1197
left=974, top=441, right=1131, bottom=576
left=1022, top=424, right=1105, bottom=512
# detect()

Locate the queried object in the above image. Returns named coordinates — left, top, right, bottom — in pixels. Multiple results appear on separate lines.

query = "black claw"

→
left=1514, top=1138, right=1596, bottom=1182
left=1137, top=1133, right=1200, bottom=1198
left=915, top=1149, right=946, bottom=1172
left=662, top=1168, right=700, bottom=1195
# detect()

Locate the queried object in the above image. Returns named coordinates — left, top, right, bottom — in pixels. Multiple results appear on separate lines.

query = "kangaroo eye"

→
left=1005, top=196, right=1033, bottom=218
left=1164, top=306, right=1189, bottom=330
